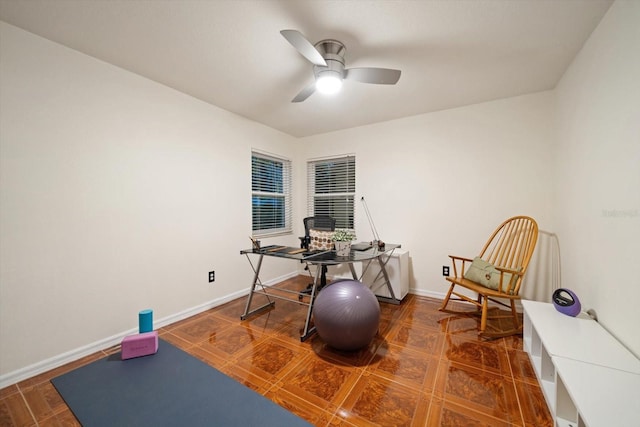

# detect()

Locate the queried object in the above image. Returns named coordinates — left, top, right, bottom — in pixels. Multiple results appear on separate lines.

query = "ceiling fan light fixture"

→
left=281, top=30, right=400, bottom=103
left=316, top=71, right=343, bottom=95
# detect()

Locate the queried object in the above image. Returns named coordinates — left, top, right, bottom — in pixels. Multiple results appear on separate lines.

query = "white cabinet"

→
left=362, top=248, right=409, bottom=300
left=522, top=300, right=640, bottom=427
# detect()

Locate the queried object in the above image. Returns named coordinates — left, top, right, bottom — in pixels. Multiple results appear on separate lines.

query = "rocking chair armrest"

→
left=494, top=266, right=522, bottom=276
left=493, top=266, right=524, bottom=294
left=448, top=255, right=474, bottom=277
left=448, top=255, right=473, bottom=263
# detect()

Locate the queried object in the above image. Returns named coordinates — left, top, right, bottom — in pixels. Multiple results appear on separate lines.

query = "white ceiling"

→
left=0, top=0, right=613, bottom=137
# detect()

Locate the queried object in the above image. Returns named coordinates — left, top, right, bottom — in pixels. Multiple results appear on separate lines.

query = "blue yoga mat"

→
left=51, top=339, right=312, bottom=427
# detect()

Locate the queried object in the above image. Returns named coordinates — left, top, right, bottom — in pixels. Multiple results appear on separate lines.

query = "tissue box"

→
left=121, top=331, right=158, bottom=360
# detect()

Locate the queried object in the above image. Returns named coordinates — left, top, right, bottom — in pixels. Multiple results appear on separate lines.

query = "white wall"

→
left=553, top=0, right=640, bottom=357
left=0, top=22, right=299, bottom=381
left=298, top=92, right=556, bottom=299
left=2, top=0, right=638, bottom=385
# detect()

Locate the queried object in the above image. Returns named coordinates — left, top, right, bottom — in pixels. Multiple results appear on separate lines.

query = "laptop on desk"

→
left=351, top=242, right=373, bottom=251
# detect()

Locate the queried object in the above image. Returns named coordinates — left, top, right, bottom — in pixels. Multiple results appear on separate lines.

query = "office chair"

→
left=299, top=215, right=336, bottom=298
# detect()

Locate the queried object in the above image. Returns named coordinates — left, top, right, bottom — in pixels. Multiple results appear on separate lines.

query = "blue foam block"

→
left=138, top=309, right=153, bottom=333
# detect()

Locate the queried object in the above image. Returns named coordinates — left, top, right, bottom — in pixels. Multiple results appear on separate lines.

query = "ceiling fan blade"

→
left=292, top=82, right=316, bottom=103
left=280, top=30, right=327, bottom=67
left=345, top=68, right=401, bottom=85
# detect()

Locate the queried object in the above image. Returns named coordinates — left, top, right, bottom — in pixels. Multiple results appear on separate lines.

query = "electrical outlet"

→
left=208, top=271, right=215, bottom=283
left=442, top=266, right=450, bottom=276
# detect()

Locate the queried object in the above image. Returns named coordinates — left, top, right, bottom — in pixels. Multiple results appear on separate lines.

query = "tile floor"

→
left=0, top=276, right=553, bottom=426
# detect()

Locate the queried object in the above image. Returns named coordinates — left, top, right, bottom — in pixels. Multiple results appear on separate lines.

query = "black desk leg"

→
left=375, top=252, right=400, bottom=305
left=300, top=265, right=321, bottom=341
left=349, top=263, right=358, bottom=280
left=240, top=254, right=275, bottom=320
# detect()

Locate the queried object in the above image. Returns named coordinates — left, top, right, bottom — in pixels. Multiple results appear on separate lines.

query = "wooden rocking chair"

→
left=440, top=216, right=538, bottom=338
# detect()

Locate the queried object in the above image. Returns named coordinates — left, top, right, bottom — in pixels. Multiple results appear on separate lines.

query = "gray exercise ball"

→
left=313, top=279, right=380, bottom=351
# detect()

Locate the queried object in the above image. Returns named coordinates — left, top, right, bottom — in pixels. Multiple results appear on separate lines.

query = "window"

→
left=307, top=155, right=356, bottom=230
left=252, top=151, right=291, bottom=236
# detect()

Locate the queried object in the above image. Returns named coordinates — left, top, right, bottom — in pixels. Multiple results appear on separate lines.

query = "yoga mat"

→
left=51, top=339, right=312, bottom=427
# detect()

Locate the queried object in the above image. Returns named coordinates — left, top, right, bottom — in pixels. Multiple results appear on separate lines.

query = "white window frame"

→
left=251, top=150, right=292, bottom=236
left=307, top=155, right=356, bottom=231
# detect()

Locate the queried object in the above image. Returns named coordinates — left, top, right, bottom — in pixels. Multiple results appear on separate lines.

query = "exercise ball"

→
left=313, top=279, right=380, bottom=351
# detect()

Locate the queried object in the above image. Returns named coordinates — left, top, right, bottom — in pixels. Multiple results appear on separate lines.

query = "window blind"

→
left=307, top=156, right=355, bottom=230
left=252, top=151, right=292, bottom=236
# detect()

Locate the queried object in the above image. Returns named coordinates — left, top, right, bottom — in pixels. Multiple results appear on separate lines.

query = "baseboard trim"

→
left=409, top=288, right=449, bottom=300
left=0, top=272, right=297, bottom=389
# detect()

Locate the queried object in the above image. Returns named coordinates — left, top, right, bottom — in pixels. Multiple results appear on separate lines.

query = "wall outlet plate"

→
left=442, top=266, right=450, bottom=276
left=208, top=271, right=215, bottom=282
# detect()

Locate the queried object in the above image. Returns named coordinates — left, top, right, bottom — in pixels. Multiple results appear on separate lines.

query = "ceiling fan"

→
left=280, top=30, right=402, bottom=103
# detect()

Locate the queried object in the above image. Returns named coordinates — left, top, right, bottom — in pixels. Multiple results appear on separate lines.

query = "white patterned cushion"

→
left=309, top=229, right=334, bottom=251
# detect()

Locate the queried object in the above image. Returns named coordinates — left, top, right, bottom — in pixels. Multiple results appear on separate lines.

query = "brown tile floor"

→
left=0, top=276, right=553, bottom=426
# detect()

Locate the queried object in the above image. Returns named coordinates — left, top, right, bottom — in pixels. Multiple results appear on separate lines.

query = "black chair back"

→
left=301, top=216, right=336, bottom=249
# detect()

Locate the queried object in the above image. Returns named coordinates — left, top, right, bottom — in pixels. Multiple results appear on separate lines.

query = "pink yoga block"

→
left=121, top=331, right=158, bottom=360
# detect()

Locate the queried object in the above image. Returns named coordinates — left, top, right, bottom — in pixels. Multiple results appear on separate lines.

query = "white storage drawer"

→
left=522, top=300, right=640, bottom=427
left=362, top=248, right=409, bottom=300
